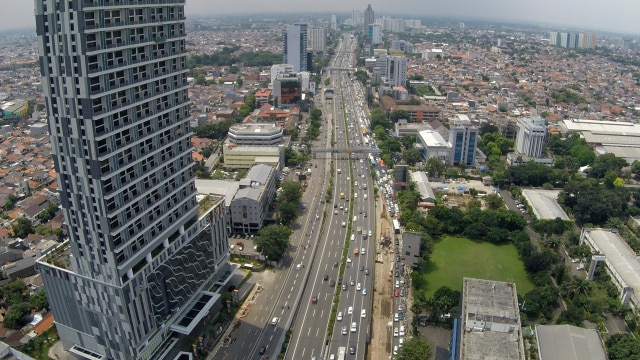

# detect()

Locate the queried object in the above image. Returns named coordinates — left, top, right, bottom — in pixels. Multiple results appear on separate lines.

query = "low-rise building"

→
left=222, top=144, right=284, bottom=169
left=580, top=228, right=640, bottom=311
left=401, top=232, right=421, bottom=268
left=394, top=119, right=432, bottom=138
left=230, top=164, right=277, bottom=234
left=535, top=325, right=606, bottom=360
left=416, top=129, right=451, bottom=163
left=457, top=278, right=525, bottom=360
left=228, top=123, right=283, bottom=146
left=409, top=172, right=435, bottom=203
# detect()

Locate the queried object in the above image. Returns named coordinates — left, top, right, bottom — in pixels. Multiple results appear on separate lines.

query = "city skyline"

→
left=2, top=0, right=640, bottom=35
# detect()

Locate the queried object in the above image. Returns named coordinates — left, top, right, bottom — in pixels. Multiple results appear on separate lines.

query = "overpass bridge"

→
left=311, top=147, right=382, bottom=157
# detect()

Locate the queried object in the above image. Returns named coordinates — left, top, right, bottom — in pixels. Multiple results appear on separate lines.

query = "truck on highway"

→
left=340, top=192, right=345, bottom=199
left=337, top=168, right=342, bottom=174
left=337, top=347, right=346, bottom=360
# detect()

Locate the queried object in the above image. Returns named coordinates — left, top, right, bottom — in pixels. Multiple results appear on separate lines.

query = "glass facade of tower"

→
left=34, top=1, right=230, bottom=358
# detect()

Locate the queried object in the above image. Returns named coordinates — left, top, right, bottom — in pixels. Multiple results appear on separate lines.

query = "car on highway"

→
left=393, top=327, right=399, bottom=337
left=361, top=309, right=366, bottom=318
left=271, top=317, right=279, bottom=326
left=394, top=289, right=400, bottom=297
left=341, top=221, right=346, bottom=227
left=337, top=312, right=343, bottom=321
left=342, top=326, right=348, bottom=335
left=349, top=346, right=356, bottom=355
left=342, top=283, right=347, bottom=291
left=395, top=280, right=400, bottom=288
left=363, top=288, right=367, bottom=295
left=356, top=283, right=362, bottom=291
left=399, top=326, right=406, bottom=336
left=350, top=279, right=355, bottom=286
left=259, top=346, right=266, bottom=355
left=400, top=288, right=405, bottom=297
left=393, top=345, right=398, bottom=355
left=330, top=279, right=336, bottom=287
left=351, top=322, right=357, bottom=333
left=311, top=296, right=318, bottom=304
left=394, top=312, right=399, bottom=322
left=348, top=306, right=353, bottom=315
left=365, top=268, right=369, bottom=275
left=360, top=265, right=364, bottom=271
left=361, top=247, right=365, bottom=255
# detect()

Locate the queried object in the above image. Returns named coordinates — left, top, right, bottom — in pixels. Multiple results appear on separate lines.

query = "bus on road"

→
left=337, top=347, right=346, bottom=360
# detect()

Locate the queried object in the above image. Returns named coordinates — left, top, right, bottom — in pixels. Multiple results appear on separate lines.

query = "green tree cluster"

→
left=254, top=225, right=292, bottom=262
left=394, top=337, right=433, bottom=360
left=12, top=218, right=33, bottom=238
left=558, top=179, right=630, bottom=225
left=277, top=181, right=302, bottom=226
left=187, top=48, right=282, bottom=68
left=36, top=202, right=59, bottom=223
left=0, top=282, right=48, bottom=330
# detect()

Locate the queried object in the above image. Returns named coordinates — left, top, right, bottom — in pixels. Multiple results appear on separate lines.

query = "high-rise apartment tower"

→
left=34, top=1, right=230, bottom=358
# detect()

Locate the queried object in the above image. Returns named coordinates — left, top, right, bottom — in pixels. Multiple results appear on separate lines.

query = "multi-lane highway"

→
left=212, top=33, right=384, bottom=360
left=286, top=34, right=378, bottom=360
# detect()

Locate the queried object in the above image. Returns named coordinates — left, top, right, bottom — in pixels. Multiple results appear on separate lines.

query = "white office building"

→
left=270, top=63, right=294, bottom=84
left=515, top=117, right=547, bottom=158
left=283, top=24, right=308, bottom=72
left=368, top=23, right=382, bottom=45
left=308, top=26, right=327, bottom=54
left=385, top=55, right=407, bottom=87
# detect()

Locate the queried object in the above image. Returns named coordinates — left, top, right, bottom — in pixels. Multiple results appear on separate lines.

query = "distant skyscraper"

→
left=331, top=15, right=338, bottom=30
left=34, top=0, right=231, bottom=359
left=308, top=27, right=327, bottom=54
left=283, top=24, right=308, bottom=72
left=448, top=117, right=478, bottom=167
left=516, top=117, right=547, bottom=158
left=368, top=23, right=382, bottom=45
left=364, top=4, right=374, bottom=32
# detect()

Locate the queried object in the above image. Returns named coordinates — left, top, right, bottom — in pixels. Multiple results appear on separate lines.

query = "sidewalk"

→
left=369, top=192, right=394, bottom=360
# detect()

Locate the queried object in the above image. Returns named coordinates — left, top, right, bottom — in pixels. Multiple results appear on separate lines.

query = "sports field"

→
left=418, top=236, right=534, bottom=298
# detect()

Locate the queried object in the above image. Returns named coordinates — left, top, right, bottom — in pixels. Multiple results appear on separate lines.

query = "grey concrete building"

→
left=401, top=232, right=421, bottom=268
left=230, top=164, right=277, bottom=234
left=34, top=1, right=231, bottom=359
left=458, top=278, right=525, bottom=360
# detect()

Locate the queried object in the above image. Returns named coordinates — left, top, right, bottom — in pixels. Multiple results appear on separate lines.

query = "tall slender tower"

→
left=283, top=23, right=308, bottom=72
left=364, top=4, right=374, bottom=32
left=34, top=0, right=230, bottom=358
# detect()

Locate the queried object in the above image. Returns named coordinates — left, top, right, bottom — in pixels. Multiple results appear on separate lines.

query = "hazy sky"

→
left=2, top=0, right=639, bottom=35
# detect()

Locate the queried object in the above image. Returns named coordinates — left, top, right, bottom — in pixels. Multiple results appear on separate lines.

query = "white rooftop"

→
left=418, top=129, right=450, bottom=148
left=561, top=119, right=640, bottom=136
left=521, top=189, right=569, bottom=220
left=584, top=228, right=640, bottom=293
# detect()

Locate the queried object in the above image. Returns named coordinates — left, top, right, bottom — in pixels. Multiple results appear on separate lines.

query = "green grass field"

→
left=418, top=236, right=534, bottom=298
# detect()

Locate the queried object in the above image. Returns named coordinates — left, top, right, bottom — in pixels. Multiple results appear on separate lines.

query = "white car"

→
left=363, top=288, right=367, bottom=295
left=361, top=309, right=366, bottom=318
left=393, top=327, right=399, bottom=337
left=399, top=326, right=405, bottom=337
left=394, top=312, right=399, bottom=322
left=399, top=338, right=404, bottom=347
left=393, top=345, right=398, bottom=355
left=368, top=230, right=372, bottom=237
left=341, top=221, right=346, bottom=227
left=361, top=247, right=365, bottom=255
left=356, top=283, right=362, bottom=291
left=395, top=280, right=400, bottom=288
left=347, top=306, right=353, bottom=315
left=351, top=322, right=357, bottom=333
left=337, top=312, right=343, bottom=321
left=347, top=257, right=352, bottom=263
left=342, top=326, right=348, bottom=335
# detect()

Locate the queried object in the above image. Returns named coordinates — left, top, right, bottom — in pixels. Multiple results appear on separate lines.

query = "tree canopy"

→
left=394, top=337, right=433, bottom=360
left=255, top=225, right=292, bottom=262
